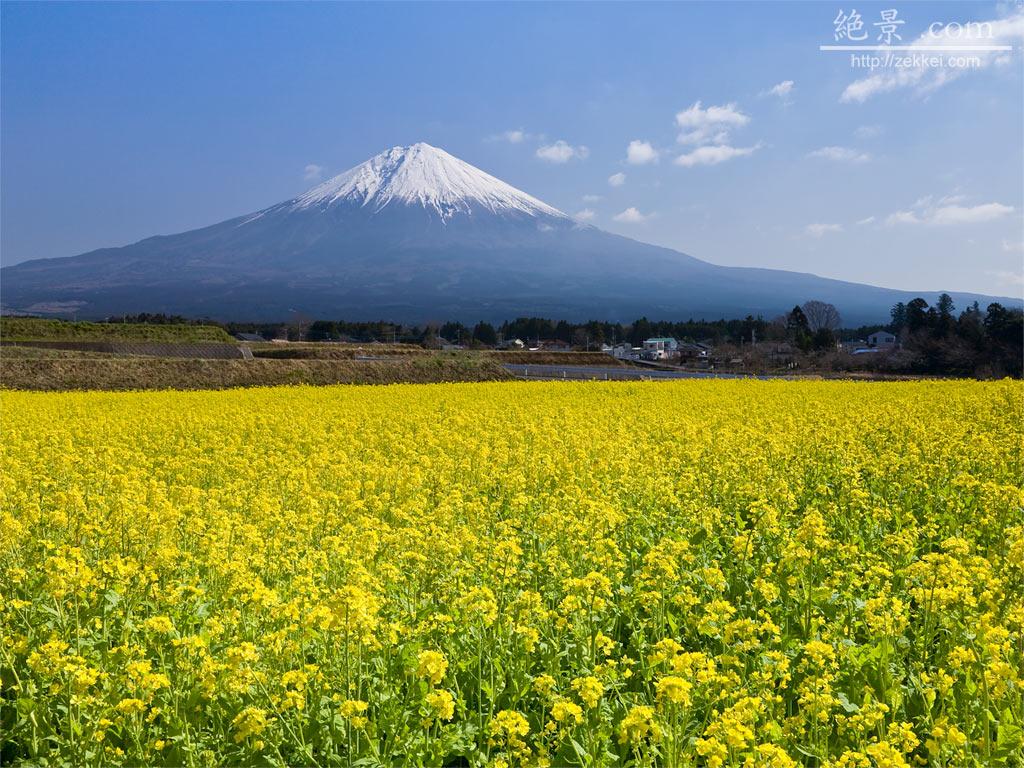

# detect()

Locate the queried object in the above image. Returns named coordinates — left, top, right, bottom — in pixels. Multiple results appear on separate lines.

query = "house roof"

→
left=644, top=337, right=676, bottom=343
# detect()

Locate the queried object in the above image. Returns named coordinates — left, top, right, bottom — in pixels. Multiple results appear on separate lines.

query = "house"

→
left=676, top=342, right=708, bottom=361
left=867, top=331, right=897, bottom=349
left=497, top=337, right=525, bottom=350
left=605, top=342, right=636, bottom=359
left=767, top=343, right=797, bottom=365
left=642, top=337, right=678, bottom=360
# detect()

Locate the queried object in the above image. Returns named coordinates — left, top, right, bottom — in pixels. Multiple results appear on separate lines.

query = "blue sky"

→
left=2, top=1, right=1022, bottom=298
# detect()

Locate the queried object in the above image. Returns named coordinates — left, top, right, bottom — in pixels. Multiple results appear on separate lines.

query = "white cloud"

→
left=855, top=124, right=883, bottom=139
left=886, top=198, right=1015, bottom=226
left=303, top=164, right=323, bottom=182
left=575, top=208, right=596, bottom=222
left=675, top=101, right=750, bottom=145
left=840, top=11, right=1024, bottom=103
left=608, top=172, right=626, bottom=187
left=536, top=140, right=589, bottom=163
left=929, top=193, right=966, bottom=207
left=886, top=210, right=923, bottom=226
left=985, top=269, right=1024, bottom=287
left=582, top=194, right=603, bottom=203
left=675, top=101, right=750, bottom=130
left=626, top=140, right=659, bottom=165
left=804, top=223, right=844, bottom=237
left=807, top=146, right=871, bottom=163
left=931, top=202, right=1015, bottom=225
left=675, top=143, right=761, bottom=167
left=672, top=99, right=761, bottom=168
left=856, top=216, right=876, bottom=225
left=761, top=80, right=794, bottom=100
left=487, top=129, right=533, bottom=144
left=676, top=128, right=729, bottom=145
left=1002, top=238, right=1024, bottom=253
left=613, top=207, right=653, bottom=223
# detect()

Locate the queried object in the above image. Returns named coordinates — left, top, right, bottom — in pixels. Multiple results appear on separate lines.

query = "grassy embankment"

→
left=0, top=317, right=234, bottom=343
left=0, top=354, right=511, bottom=391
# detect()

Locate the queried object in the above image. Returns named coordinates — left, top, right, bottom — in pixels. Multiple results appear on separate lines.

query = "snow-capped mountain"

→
left=1, top=143, right=1014, bottom=324
left=288, top=143, right=567, bottom=221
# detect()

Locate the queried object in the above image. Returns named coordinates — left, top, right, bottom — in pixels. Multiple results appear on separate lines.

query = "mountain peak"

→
left=290, top=143, right=569, bottom=221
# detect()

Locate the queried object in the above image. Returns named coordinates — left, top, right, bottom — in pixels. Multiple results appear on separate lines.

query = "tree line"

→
left=884, top=295, right=1022, bottom=377
left=101, top=297, right=1022, bottom=377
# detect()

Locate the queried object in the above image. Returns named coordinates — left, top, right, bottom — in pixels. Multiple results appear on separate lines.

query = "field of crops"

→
left=1, top=380, right=1022, bottom=767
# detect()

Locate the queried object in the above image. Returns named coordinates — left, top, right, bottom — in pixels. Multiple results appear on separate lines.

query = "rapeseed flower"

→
left=1, top=380, right=1020, bottom=766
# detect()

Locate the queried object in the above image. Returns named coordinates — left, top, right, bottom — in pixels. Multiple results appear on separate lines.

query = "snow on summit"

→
left=291, top=143, right=568, bottom=221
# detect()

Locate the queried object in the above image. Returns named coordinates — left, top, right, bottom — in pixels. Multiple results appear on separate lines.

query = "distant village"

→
left=235, top=329, right=899, bottom=360
left=448, top=331, right=899, bottom=371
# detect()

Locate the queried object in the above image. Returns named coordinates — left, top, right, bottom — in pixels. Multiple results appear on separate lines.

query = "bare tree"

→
left=801, top=300, right=842, bottom=332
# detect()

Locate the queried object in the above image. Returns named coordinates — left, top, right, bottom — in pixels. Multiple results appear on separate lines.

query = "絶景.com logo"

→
left=823, top=8, right=1008, bottom=49
left=833, top=8, right=905, bottom=44
left=821, top=8, right=1011, bottom=71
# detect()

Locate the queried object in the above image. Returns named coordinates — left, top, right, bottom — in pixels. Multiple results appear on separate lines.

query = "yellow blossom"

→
left=416, top=650, right=448, bottom=685
left=425, top=689, right=455, bottom=720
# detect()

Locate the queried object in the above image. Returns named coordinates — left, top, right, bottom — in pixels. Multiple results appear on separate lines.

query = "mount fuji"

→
left=1, top=143, right=1013, bottom=324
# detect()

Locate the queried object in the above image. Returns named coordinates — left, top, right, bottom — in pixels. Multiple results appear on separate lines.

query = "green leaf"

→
left=836, top=692, right=859, bottom=713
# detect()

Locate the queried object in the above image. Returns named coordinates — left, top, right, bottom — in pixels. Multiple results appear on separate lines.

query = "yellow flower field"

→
left=1, top=380, right=1022, bottom=767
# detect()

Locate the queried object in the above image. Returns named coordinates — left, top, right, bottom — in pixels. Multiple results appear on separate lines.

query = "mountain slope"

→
left=1, top=143, right=1017, bottom=324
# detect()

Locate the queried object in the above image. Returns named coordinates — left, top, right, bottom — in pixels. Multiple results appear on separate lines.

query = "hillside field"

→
left=1, top=380, right=1022, bottom=767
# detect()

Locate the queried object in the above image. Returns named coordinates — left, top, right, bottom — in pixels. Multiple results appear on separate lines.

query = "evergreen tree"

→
left=472, top=322, right=497, bottom=346
left=889, top=302, right=907, bottom=333
left=786, top=305, right=809, bottom=332
left=905, top=298, right=931, bottom=332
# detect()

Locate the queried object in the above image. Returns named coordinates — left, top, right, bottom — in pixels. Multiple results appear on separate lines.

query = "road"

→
left=504, top=364, right=761, bottom=381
